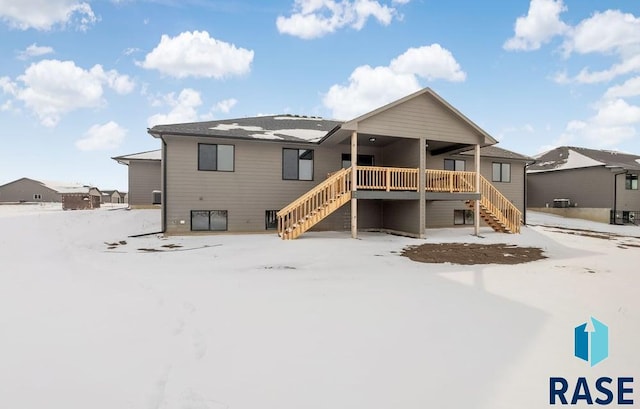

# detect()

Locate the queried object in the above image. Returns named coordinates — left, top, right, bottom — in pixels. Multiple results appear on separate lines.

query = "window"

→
left=341, top=154, right=375, bottom=168
left=626, top=174, right=638, bottom=190
left=198, top=143, right=234, bottom=171
left=444, top=159, right=466, bottom=171
left=33, top=194, right=42, bottom=200
left=283, top=148, right=314, bottom=180
left=265, top=210, right=278, bottom=230
left=454, top=209, right=474, bottom=225
left=152, top=190, right=161, bottom=205
left=492, top=162, right=511, bottom=182
left=191, top=210, right=228, bottom=231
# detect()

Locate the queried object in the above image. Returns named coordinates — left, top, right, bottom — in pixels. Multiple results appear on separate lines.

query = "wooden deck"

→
left=278, top=166, right=522, bottom=239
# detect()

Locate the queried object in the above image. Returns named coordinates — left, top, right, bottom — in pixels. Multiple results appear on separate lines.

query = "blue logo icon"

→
left=574, top=317, right=608, bottom=367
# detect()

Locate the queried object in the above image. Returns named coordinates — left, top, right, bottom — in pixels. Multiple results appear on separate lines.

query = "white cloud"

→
left=17, top=43, right=54, bottom=60
left=323, top=44, right=465, bottom=119
left=554, top=99, right=640, bottom=149
left=604, top=76, right=640, bottom=100
left=0, top=59, right=134, bottom=127
left=148, top=88, right=210, bottom=127
left=139, top=31, right=254, bottom=79
left=0, top=0, right=97, bottom=31
left=75, top=121, right=127, bottom=151
left=593, top=99, right=640, bottom=127
left=213, top=98, right=238, bottom=113
left=503, top=0, right=568, bottom=51
left=563, top=10, right=640, bottom=56
left=390, top=44, right=466, bottom=82
left=276, top=0, right=407, bottom=39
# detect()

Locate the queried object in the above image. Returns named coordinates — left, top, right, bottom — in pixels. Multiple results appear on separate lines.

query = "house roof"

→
left=40, top=180, right=98, bottom=194
left=148, top=115, right=342, bottom=144
left=528, top=146, right=640, bottom=173
left=459, top=146, right=534, bottom=161
left=112, top=149, right=161, bottom=165
left=341, top=88, right=498, bottom=145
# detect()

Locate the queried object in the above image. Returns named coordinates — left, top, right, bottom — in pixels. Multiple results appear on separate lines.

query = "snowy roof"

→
left=148, top=115, right=342, bottom=144
left=39, top=180, right=97, bottom=194
left=528, top=146, right=640, bottom=173
left=112, top=149, right=161, bottom=165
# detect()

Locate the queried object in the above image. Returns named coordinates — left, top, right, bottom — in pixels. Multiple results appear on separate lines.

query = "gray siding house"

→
left=0, top=177, right=62, bottom=203
left=148, top=88, right=530, bottom=239
left=112, top=150, right=161, bottom=208
left=528, top=146, right=640, bottom=224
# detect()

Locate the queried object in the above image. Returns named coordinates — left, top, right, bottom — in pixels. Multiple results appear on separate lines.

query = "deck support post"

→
left=474, top=143, right=481, bottom=236
left=419, top=138, right=426, bottom=238
left=351, top=130, right=358, bottom=239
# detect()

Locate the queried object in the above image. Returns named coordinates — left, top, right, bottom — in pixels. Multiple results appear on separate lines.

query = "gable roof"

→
left=148, top=115, right=342, bottom=144
left=459, top=145, right=534, bottom=161
left=528, top=146, right=640, bottom=173
left=112, top=149, right=161, bottom=165
left=340, top=87, right=498, bottom=145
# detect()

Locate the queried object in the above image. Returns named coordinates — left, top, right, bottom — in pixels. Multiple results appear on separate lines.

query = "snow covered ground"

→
left=0, top=205, right=638, bottom=409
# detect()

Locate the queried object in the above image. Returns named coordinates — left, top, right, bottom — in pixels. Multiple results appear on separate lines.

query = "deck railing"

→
left=356, top=166, right=419, bottom=191
left=425, top=170, right=476, bottom=192
left=279, top=165, right=522, bottom=238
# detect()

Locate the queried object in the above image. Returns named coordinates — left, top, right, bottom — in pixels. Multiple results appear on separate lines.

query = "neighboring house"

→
left=101, top=189, right=124, bottom=204
left=528, top=146, right=640, bottom=224
left=61, top=186, right=102, bottom=210
left=0, top=178, right=99, bottom=204
left=148, top=87, right=530, bottom=239
left=112, top=149, right=161, bottom=208
left=0, top=177, right=63, bottom=203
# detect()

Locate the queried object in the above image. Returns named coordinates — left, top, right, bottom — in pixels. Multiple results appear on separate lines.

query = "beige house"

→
left=112, top=150, right=161, bottom=208
left=528, top=146, right=640, bottom=224
left=0, top=177, right=62, bottom=203
left=101, top=190, right=124, bottom=204
left=148, top=88, right=531, bottom=239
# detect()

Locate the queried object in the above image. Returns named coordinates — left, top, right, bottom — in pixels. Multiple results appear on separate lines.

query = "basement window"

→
left=454, top=209, right=474, bottom=225
left=191, top=210, right=228, bottom=231
left=265, top=210, right=278, bottom=230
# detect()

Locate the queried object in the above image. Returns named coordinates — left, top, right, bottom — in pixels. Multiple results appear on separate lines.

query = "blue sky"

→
left=1, top=0, right=639, bottom=191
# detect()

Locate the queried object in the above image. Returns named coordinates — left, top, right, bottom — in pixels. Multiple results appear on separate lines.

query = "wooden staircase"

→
left=466, top=175, right=522, bottom=233
left=277, top=168, right=352, bottom=240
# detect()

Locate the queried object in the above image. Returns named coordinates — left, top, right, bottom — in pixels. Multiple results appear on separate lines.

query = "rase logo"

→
left=574, top=317, right=608, bottom=367
left=549, top=317, right=634, bottom=406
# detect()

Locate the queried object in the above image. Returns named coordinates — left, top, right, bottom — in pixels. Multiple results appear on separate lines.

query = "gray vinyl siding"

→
left=128, top=160, right=161, bottom=206
left=424, top=153, right=526, bottom=228
left=357, top=93, right=484, bottom=144
left=618, top=171, right=640, bottom=210
left=381, top=139, right=419, bottom=168
left=0, top=178, right=60, bottom=203
left=382, top=200, right=421, bottom=235
left=527, top=167, right=614, bottom=209
left=164, top=136, right=383, bottom=234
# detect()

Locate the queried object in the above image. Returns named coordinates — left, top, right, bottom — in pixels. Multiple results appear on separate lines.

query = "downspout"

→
left=523, top=160, right=536, bottom=225
left=161, top=135, right=167, bottom=233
